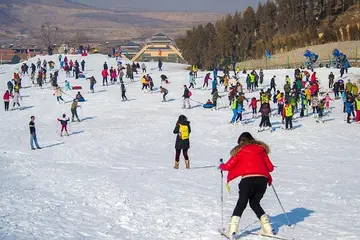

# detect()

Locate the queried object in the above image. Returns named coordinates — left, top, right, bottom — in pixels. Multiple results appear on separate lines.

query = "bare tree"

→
left=40, top=25, right=60, bottom=47
left=71, top=32, right=89, bottom=46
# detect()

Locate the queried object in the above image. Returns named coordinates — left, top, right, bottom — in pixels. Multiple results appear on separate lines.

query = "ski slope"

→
left=0, top=54, right=359, bottom=240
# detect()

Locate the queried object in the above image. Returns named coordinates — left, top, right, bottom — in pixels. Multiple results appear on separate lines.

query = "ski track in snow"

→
left=0, top=55, right=359, bottom=240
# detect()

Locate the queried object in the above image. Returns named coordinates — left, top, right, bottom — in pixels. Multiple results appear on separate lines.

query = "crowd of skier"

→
left=2, top=53, right=360, bottom=151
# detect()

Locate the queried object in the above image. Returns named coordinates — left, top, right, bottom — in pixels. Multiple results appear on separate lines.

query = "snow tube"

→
left=81, top=52, right=88, bottom=57
left=78, top=97, right=85, bottom=102
left=203, top=103, right=214, bottom=108
left=72, top=86, right=82, bottom=90
left=79, top=74, right=86, bottom=78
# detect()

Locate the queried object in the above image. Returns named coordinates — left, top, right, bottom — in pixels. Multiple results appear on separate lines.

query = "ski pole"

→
left=220, top=158, right=224, bottom=231
left=271, top=185, right=292, bottom=227
left=190, top=98, right=204, bottom=105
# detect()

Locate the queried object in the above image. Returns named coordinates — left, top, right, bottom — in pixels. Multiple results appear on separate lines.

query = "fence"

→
left=235, top=44, right=360, bottom=70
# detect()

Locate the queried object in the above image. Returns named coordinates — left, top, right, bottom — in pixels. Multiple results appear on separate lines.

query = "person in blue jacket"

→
left=7, top=81, right=13, bottom=94
left=211, top=77, right=218, bottom=95
left=345, top=97, right=354, bottom=123
left=213, top=68, right=218, bottom=81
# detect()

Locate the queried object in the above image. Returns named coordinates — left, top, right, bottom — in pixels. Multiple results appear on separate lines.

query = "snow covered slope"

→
left=0, top=54, right=359, bottom=240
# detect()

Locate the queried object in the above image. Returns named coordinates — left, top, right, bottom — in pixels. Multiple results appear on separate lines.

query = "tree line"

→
left=175, top=0, right=359, bottom=70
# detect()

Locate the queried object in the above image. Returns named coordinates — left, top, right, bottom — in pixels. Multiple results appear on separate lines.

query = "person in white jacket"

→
left=141, top=63, right=147, bottom=73
left=12, top=91, right=21, bottom=110
left=54, top=85, right=65, bottom=103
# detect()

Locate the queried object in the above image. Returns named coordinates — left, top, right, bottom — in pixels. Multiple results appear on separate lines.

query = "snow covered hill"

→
left=0, top=54, right=359, bottom=240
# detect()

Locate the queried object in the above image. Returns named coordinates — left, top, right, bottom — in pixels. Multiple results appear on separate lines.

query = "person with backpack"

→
left=182, top=85, right=191, bottom=109
left=173, top=115, right=191, bottom=169
left=160, top=86, right=168, bottom=102
left=57, top=114, right=70, bottom=136
left=3, top=90, right=11, bottom=111
left=219, top=132, right=274, bottom=239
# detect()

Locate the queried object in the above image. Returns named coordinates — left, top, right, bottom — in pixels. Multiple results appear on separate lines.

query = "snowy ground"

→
left=0, top=54, right=359, bottom=240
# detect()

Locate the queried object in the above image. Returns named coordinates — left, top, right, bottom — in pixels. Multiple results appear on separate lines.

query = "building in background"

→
left=131, top=33, right=186, bottom=63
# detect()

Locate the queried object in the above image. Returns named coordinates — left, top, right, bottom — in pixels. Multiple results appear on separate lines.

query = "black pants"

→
left=175, top=149, right=188, bottom=162
left=236, top=112, right=242, bottom=122
left=122, top=91, right=127, bottom=101
left=259, top=116, right=271, bottom=127
left=71, top=109, right=80, bottom=121
left=278, top=104, right=284, bottom=115
left=103, top=77, right=108, bottom=86
left=163, top=92, right=168, bottom=101
left=270, top=86, right=276, bottom=93
left=142, top=84, right=148, bottom=90
left=233, top=177, right=267, bottom=219
left=4, top=102, right=9, bottom=111
left=13, top=102, right=20, bottom=107
left=285, top=116, right=293, bottom=129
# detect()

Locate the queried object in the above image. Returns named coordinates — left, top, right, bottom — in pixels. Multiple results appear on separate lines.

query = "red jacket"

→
left=311, top=73, right=316, bottom=83
left=102, top=69, right=108, bottom=77
left=220, top=143, right=274, bottom=185
left=249, top=98, right=258, bottom=109
left=3, top=92, right=11, bottom=101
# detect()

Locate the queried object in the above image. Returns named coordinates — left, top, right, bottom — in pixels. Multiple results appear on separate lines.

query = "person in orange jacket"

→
left=219, top=132, right=274, bottom=239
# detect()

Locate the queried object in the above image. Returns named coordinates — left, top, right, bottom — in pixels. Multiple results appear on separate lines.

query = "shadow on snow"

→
left=42, top=142, right=65, bottom=149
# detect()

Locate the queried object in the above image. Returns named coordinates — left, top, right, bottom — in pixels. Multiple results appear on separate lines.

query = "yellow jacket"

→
left=141, top=77, right=147, bottom=84
left=305, top=89, right=311, bottom=100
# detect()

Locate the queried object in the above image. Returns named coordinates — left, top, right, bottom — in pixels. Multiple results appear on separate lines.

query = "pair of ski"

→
left=218, top=228, right=294, bottom=240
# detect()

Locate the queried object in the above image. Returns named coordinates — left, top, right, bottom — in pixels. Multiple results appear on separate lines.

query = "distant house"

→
left=0, top=48, right=40, bottom=64
left=131, top=33, right=186, bottom=63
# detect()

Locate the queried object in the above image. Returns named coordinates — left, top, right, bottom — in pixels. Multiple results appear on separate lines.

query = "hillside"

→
left=236, top=41, right=360, bottom=70
left=0, top=0, right=224, bottom=46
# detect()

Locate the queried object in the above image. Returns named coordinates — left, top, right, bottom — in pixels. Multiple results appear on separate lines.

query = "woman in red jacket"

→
left=3, top=90, right=11, bottom=111
left=219, top=132, right=274, bottom=239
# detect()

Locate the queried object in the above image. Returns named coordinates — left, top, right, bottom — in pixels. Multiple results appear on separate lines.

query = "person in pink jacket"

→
left=323, top=93, right=333, bottom=111
left=110, top=68, right=117, bottom=84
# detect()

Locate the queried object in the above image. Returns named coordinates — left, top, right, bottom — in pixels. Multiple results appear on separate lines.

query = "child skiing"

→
left=12, top=90, right=21, bottom=110
left=249, top=97, right=258, bottom=118
left=323, top=93, right=333, bottom=112
left=219, top=132, right=274, bottom=239
left=65, top=80, right=71, bottom=91
left=57, top=114, right=70, bottom=136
